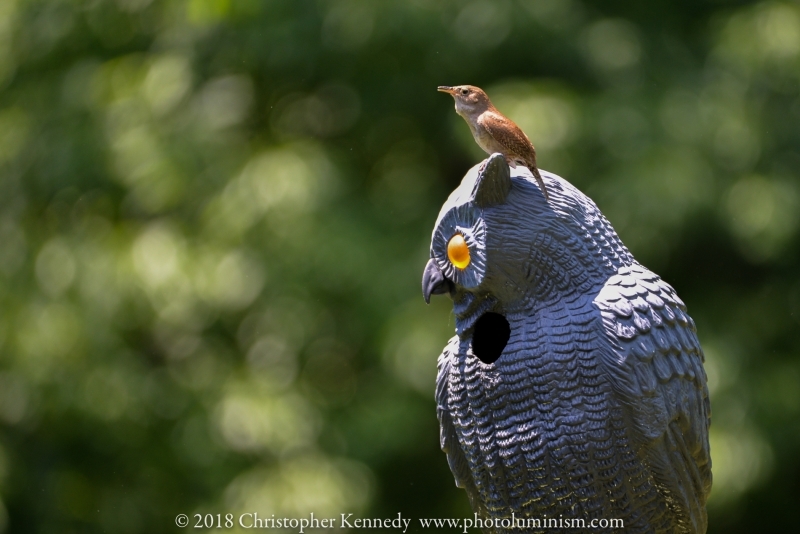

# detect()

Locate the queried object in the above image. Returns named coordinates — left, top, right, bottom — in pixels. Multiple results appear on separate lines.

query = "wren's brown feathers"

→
left=438, top=85, right=548, bottom=202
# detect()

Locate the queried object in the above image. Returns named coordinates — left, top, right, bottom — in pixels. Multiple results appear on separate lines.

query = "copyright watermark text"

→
left=175, top=513, right=411, bottom=532
left=174, top=512, right=624, bottom=532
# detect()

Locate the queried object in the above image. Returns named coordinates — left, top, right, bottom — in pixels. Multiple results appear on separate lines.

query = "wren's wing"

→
left=477, top=112, right=548, bottom=201
left=594, top=264, right=712, bottom=534
left=436, top=335, right=490, bottom=523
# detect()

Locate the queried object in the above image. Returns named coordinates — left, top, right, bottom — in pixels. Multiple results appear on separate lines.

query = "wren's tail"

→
left=527, top=163, right=549, bottom=202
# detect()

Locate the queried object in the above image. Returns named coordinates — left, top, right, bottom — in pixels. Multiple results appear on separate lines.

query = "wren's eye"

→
left=447, top=233, right=470, bottom=269
left=460, top=88, right=469, bottom=95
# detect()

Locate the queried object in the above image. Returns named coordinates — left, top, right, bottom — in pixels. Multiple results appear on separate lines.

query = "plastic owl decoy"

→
left=423, top=154, right=712, bottom=533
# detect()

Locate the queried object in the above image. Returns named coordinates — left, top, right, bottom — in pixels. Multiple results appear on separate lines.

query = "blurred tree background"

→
left=0, top=0, right=798, bottom=532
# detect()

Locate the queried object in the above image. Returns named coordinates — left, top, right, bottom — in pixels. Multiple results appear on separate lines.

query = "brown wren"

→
left=438, top=85, right=548, bottom=202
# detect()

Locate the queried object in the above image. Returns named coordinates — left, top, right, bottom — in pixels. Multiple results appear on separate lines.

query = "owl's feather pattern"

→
left=594, top=266, right=712, bottom=533
left=437, top=335, right=491, bottom=519
left=438, top=295, right=675, bottom=533
left=433, top=164, right=711, bottom=534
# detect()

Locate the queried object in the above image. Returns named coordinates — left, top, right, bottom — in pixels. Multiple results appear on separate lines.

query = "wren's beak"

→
left=422, top=258, right=452, bottom=304
left=437, top=86, right=456, bottom=95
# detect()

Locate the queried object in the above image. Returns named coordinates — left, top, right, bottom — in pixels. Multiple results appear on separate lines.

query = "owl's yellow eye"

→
left=447, top=233, right=470, bottom=269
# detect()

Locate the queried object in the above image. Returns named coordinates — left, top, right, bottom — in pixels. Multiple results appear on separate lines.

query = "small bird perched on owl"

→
left=438, top=85, right=548, bottom=202
left=423, top=154, right=712, bottom=533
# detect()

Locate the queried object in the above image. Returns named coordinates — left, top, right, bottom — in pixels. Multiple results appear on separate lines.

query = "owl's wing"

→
left=594, top=264, right=712, bottom=533
left=436, top=335, right=489, bottom=521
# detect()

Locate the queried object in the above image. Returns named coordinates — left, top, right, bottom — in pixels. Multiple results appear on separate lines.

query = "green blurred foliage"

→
left=0, top=0, right=798, bottom=532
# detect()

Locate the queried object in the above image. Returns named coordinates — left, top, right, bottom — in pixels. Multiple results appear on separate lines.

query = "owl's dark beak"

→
left=422, top=258, right=451, bottom=304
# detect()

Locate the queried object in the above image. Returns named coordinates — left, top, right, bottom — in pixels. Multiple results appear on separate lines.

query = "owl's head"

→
left=423, top=153, right=632, bottom=346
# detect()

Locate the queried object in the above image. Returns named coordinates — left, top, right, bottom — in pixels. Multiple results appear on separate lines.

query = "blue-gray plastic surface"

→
left=425, top=154, right=712, bottom=534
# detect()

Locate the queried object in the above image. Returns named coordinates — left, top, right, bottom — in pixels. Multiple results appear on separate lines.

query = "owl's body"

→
left=424, top=155, right=711, bottom=534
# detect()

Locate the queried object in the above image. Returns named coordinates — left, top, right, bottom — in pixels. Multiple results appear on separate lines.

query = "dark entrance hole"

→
left=471, top=312, right=510, bottom=364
